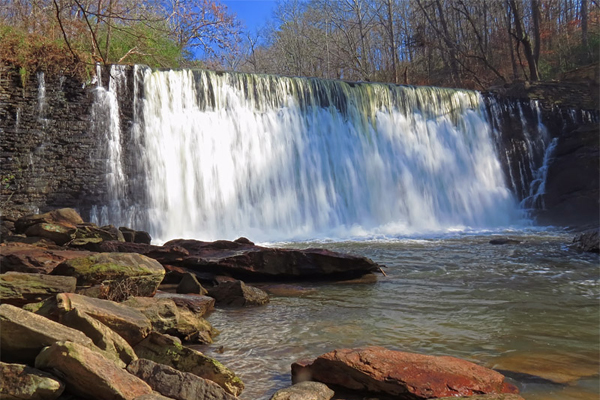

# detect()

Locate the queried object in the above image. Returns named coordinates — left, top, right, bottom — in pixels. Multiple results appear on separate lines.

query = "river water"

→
left=199, top=229, right=599, bottom=400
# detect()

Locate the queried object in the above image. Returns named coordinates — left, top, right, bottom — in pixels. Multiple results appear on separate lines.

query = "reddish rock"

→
left=291, top=347, right=518, bottom=399
left=77, top=241, right=189, bottom=264
left=15, top=208, right=83, bottom=233
left=0, top=244, right=94, bottom=274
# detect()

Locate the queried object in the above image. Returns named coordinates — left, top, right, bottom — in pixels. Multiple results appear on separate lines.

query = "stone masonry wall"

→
left=0, top=65, right=106, bottom=219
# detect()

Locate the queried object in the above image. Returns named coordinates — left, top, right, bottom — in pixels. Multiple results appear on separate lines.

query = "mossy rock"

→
left=133, top=332, right=244, bottom=396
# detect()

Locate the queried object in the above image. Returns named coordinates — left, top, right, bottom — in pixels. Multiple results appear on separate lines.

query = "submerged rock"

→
left=489, top=238, right=522, bottom=245
left=35, top=341, right=152, bottom=400
left=292, top=347, right=518, bottom=399
left=127, top=359, right=236, bottom=400
left=0, top=361, right=65, bottom=400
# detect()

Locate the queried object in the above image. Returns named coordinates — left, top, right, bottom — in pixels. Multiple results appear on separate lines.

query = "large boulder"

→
left=77, top=241, right=189, bottom=265
left=60, top=308, right=138, bottom=367
left=15, top=209, right=83, bottom=234
left=166, top=239, right=381, bottom=280
left=50, top=293, right=152, bottom=346
left=573, top=229, right=599, bottom=253
left=35, top=341, right=152, bottom=400
left=122, top=296, right=217, bottom=344
left=207, top=278, right=269, bottom=307
left=0, top=304, right=94, bottom=364
left=0, top=361, right=65, bottom=400
left=0, top=244, right=95, bottom=274
left=51, top=253, right=165, bottom=299
left=270, top=381, right=334, bottom=400
left=127, top=359, right=236, bottom=400
left=291, top=347, right=518, bottom=399
left=70, top=223, right=126, bottom=245
left=0, top=272, right=76, bottom=306
left=133, top=332, right=244, bottom=396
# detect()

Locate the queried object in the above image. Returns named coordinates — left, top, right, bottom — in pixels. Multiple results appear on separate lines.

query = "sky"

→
left=223, top=0, right=278, bottom=33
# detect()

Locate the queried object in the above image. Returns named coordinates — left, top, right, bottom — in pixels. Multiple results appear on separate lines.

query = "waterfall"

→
left=106, top=68, right=518, bottom=242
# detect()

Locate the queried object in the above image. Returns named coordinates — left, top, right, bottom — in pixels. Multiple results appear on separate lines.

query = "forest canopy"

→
left=0, top=0, right=597, bottom=89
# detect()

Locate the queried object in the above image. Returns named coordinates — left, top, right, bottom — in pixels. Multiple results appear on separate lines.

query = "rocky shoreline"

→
left=1, top=208, right=596, bottom=400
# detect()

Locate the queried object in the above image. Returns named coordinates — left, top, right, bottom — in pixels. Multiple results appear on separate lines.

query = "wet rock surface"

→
left=292, top=347, right=518, bottom=399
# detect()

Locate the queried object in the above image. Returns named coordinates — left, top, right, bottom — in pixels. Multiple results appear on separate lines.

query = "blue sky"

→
left=223, top=0, right=278, bottom=33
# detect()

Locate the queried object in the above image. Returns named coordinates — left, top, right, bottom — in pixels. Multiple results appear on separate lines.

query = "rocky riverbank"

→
left=3, top=208, right=595, bottom=399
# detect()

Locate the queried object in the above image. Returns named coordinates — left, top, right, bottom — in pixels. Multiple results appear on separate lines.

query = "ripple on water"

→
left=203, top=231, right=599, bottom=400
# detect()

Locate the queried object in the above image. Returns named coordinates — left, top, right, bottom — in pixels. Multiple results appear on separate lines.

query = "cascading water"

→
left=120, top=68, right=520, bottom=242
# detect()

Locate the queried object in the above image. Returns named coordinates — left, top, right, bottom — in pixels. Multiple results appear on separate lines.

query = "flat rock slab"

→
left=35, top=341, right=152, bottom=400
left=292, top=347, right=518, bottom=399
left=127, top=358, right=236, bottom=400
left=55, top=293, right=153, bottom=346
left=0, top=244, right=94, bottom=274
left=51, top=252, right=165, bottom=289
left=270, top=381, right=334, bottom=400
left=436, top=395, right=525, bottom=400
left=153, top=292, right=215, bottom=316
left=0, top=304, right=94, bottom=364
left=167, top=239, right=381, bottom=281
left=0, top=361, right=65, bottom=400
left=0, top=272, right=76, bottom=306
left=133, top=332, right=244, bottom=396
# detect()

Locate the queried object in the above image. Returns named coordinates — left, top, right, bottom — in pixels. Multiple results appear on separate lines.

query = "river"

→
left=199, top=229, right=599, bottom=400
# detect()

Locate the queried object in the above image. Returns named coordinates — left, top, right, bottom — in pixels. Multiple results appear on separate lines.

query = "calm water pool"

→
left=198, top=229, right=599, bottom=399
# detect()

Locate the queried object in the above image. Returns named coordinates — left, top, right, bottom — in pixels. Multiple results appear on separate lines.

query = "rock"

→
left=3, top=236, right=58, bottom=246
left=0, top=304, right=94, bottom=364
left=122, top=296, right=216, bottom=344
left=133, top=332, right=244, bottom=396
left=173, top=307, right=217, bottom=344
left=23, top=223, right=76, bottom=246
left=122, top=297, right=180, bottom=333
left=176, top=273, right=207, bottom=295
left=119, top=227, right=152, bottom=244
left=436, top=396, right=525, bottom=400
left=0, top=272, right=77, bottom=306
left=60, top=308, right=138, bottom=367
left=153, top=292, right=215, bottom=316
left=573, top=229, right=599, bottom=253
left=0, top=361, right=65, bottom=400
left=166, top=238, right=381, bottom=280
left=233, top=237, right=254, bottom=245
left=291, top=347, right=518, bottom=399
left=127, top=359, right=237, bottom=400
left=489, top=238, right=522, bottom=245
left=50, top=253, right=165, bottom=299
left=35, top=341, right=152, bottom=400
left=538, top=123, right=600, bottom=226
left=77, top=241, right=189, bottom=265
left=0, top=244, right=95, bottom=274
left=72, top=223, right=125, bottom=244
left=54, top=293, right=153, bottom=346
left=134, top=394, right=174, bottom=400
left=15, top=209, right=83, bottom=234
left=258, top=284, right=317, bottom=297
left=207, top=278, right=269, bottom=307
left=270, top=381, right=334, bottom=400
